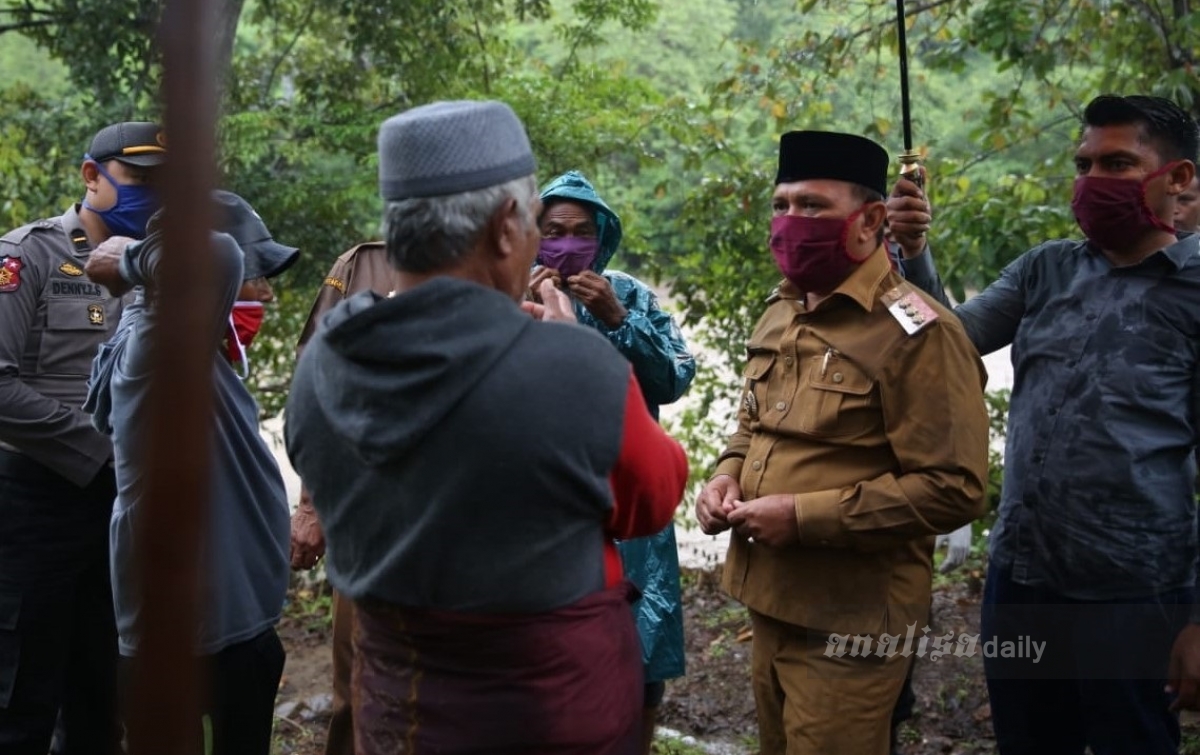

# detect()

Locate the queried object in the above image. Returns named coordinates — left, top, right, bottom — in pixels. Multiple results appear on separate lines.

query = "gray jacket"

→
left=84, top=231, right=290, bottom=655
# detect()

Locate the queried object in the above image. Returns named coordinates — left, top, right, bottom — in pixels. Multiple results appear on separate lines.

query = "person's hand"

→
left=289, top=496, right=326, bottom=571
left=936, top=523, right=973, bottom=574
left=528, top=266, right=563, bottom=303
left=696, top=474, right=741, bottom=535
left=85, top=236, right=136, bottom=297
left=726, top=494, right=800, bottom=547
left=567, top=270, right=627, bottom=329
left=519, top=279, right=577, bottom=323
left=886, top=176, right=932, bottom=259
left=1167, top=624, right=1200, bottom=711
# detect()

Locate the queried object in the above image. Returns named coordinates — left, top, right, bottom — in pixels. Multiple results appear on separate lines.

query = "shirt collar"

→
left=1084, top=231, right=1199, bottom=271
left=1164, top=231, right=1200, bottom=269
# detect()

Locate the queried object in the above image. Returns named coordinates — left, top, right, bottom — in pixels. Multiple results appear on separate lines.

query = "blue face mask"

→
left=82, top=155, right=160, bottom=239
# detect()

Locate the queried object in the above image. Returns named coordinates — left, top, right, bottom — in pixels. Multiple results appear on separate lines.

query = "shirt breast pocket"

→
left=741, top=351, right=776, bottom=425
left=37, top=296, right=118, bottom=375
left=797, top=357, right=879, bottom=438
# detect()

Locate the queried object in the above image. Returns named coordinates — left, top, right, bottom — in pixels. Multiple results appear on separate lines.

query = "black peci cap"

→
left=775, top=130, right=890, bottom=197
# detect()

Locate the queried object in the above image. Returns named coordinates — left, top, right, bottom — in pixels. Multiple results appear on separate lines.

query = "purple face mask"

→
left=537, top=236, right=598, bottom=277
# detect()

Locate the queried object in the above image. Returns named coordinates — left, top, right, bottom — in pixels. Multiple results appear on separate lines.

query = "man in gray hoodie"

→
left=83, top=192, right=295, bottom=755
left=286, top=100, right=688, bottom=755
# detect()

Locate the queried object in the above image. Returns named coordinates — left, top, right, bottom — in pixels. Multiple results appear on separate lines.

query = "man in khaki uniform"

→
left=695, top=130, right=989, bottom=755
left=289, top=241, right=396, bottom=755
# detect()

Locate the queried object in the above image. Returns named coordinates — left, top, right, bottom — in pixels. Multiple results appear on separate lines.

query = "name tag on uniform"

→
left=882, top=284, right=939, bottom=335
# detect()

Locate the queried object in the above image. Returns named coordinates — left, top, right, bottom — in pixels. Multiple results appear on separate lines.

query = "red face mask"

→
left=1070, top=162, right=1180, bottom=251
left=225, top=301, right=265, bottom=378
left=769, top=210, right=863, bottom=295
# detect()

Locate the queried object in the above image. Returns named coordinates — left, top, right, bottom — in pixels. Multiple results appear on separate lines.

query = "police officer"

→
left=0, top=121, right=164, bottom=753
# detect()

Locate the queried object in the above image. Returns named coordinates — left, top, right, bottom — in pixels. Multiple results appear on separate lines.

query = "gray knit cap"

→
left=378, top=100, right=537, bottom=201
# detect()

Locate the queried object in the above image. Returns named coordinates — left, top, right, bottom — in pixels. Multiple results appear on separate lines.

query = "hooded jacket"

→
left=84, top=231, right=290, bottom=656
left=285, top=276, right=687, bottom=613
left=539, top=171, right=695, bottom=682
left=538, top=171, right=695, bottom=412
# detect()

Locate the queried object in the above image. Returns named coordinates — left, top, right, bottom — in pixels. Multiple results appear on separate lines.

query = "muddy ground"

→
left=270, top=563, right=1200, bottom=755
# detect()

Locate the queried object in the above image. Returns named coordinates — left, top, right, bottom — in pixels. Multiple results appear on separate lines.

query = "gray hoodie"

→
left=85, top=232, right=290, bottom=656
left=285, top=277, right=649, bottom=613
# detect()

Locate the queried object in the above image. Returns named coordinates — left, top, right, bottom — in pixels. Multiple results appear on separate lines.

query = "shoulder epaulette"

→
left=881, top=282, right=939, bottom=335
left=339, top=241, right=386, bottom=262
left=0, top=218, right=56, bottom=246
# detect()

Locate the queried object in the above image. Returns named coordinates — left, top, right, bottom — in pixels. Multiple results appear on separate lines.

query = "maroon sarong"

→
left=351, top=582, right=643, bottom=755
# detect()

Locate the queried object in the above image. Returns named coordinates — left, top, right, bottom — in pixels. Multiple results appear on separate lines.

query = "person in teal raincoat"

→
left=532, top=170, right=696, bottom=752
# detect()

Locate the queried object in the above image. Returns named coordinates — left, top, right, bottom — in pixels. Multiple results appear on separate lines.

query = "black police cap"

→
left=88, top=122, right=167, bottom=167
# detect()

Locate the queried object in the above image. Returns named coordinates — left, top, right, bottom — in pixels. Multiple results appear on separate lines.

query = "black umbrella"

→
left=895, top=0, right=924, bottom=188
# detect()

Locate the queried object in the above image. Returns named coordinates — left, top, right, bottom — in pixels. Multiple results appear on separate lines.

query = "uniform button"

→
left=775, top=401, right=786, bottom=411
left=751, top=460, right=763, bottom=471
left=832, top=373, right=844, bottom=383
left=784, top=357, right=794, bottom=367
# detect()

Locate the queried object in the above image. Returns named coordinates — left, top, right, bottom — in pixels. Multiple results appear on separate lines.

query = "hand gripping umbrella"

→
left=895, top=0, right=924, bottom=188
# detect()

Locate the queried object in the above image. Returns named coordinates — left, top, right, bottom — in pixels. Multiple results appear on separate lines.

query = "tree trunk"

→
left=212, top=0, right=247, bottom=104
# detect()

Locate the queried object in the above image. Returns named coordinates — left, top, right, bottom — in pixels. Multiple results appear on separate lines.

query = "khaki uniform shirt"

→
left=714, top=248, right=990, bottom=637
left=0, top=206, right=121, bottom=485
left=295, top=242, right=398, bottom=510
left=296, top=242, right=398, bottom=351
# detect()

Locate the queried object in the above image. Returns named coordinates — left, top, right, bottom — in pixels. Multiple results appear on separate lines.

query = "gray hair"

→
left=383, top=174, right=538, bottom=273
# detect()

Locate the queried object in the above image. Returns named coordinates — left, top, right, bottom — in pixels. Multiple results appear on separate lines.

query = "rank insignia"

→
left=0, top=255, right=23, bottom=293
left=59, top=262, right=84, bottom=277
left=883, top=284, right=939, bottom=335
left=324, top=276, right=347, bottom=294
left=87, top=304, right=105, bottom=326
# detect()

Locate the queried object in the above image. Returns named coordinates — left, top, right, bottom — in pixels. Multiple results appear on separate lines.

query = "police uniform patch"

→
left=59, top=262, right=84, bottom=277
left=882, top=284, right=939, bottom=335
left=87, top=304, right=105, bottom=326
left=324, top=276, right=347, bottom=294
left=0, top=255, right=23, bottom=293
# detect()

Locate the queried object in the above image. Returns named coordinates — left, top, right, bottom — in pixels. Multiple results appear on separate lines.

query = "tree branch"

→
left=471, top=7, right=491, bottom=94
left=0, top=18, right=54, bottom=33
left=262, top=0, right=318, bottom=101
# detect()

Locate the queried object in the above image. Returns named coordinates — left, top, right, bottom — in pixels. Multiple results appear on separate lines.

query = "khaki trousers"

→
left=750, top=610, right=909, bottom=755
left=323, top=590, right=355, bottom=755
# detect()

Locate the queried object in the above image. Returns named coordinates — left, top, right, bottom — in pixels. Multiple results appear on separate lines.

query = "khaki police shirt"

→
left=714, top=248, right=990, bottom=637
left=0, top=206, right=121, bottom=486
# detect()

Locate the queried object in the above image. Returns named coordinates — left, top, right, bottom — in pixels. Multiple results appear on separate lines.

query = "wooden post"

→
left=126, top=0, right=219, bottom=752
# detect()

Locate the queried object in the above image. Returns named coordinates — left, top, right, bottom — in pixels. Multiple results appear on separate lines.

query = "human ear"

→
left=490, top=197, right=522, bottom=260
left=1168, top=161, right=1197, bottom=196
left=81, top=161, right=102, bottom=193
left=859, top=201, right=887, bottom=244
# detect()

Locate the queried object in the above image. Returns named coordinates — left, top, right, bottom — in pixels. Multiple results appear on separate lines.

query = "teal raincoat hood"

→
left=538, top=170, right=622, bottom=274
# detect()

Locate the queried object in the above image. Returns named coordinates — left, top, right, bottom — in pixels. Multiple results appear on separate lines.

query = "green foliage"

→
left=1, top=0, right=1196, bottom=483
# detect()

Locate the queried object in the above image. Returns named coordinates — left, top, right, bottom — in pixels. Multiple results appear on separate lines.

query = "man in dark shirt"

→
left=890, top=95, right=1200, bottom=754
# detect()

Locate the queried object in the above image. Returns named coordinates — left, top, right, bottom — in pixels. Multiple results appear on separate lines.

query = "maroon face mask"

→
left=769, top=210, right=863, bottom=295
left=1071, top=162, right=1180, bottom=251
